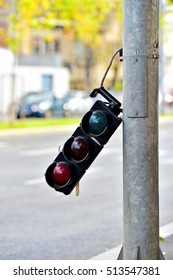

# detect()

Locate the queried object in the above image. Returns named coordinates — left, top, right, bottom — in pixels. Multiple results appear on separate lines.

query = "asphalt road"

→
left=0, top=118, right=173, bottom=260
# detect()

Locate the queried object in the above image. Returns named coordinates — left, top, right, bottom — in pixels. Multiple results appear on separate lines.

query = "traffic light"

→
left=45, top=86, right=122, bottom=195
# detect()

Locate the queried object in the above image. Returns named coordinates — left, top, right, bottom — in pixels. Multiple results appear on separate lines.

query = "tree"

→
left=10, top=0, right=122, bottom=85
left=0, top=0, right=122, bottom=120
left=1, top=0, right=122, bottom=51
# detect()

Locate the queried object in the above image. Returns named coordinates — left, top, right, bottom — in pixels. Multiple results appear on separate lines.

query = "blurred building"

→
left=0, top=6, right=122, bottom=119
left=161, top=3, right=173, bottom=96
left=0, top=7, right=122, bottom=91
left=0, top=11, right=70, bottom=118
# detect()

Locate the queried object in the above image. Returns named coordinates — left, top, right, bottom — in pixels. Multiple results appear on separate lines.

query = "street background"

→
left=1, top=0, right=173, bottom=261
left=0, top=117, right=173, bottom=259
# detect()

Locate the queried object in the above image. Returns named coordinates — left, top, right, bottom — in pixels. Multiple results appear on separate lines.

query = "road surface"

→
left=0, top=118, right=173, bottom=259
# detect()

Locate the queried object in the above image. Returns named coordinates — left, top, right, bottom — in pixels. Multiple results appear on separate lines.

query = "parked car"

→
left=16, top=91, right=65, bottom=118
left=51, top=96, right=71, bottom=117
left=164, top=89, right=173, bottom=106
left=63, top=90, right=94, bottom=116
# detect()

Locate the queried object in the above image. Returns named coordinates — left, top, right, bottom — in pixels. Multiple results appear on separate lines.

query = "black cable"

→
left=100, top=48, right=123, bottom=88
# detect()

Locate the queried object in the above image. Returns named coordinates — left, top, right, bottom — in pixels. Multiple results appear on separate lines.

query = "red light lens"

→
left=51, top=162, right=71, bottom=186
left=70, top=137, right=89, bottom=161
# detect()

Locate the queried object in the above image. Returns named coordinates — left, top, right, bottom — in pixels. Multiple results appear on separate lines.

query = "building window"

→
left=42, top=75, right=53, bottom=91
left=32, top=36, right=60, bottom=54
left=32, top=37, right=40, bottom=53
left=54, top=39, right=60, bottom=52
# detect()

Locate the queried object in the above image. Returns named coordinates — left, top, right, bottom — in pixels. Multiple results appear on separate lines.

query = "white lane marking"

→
left=24, top=177, right=45, bottom=186
left=159, top=149, right=173, bottom=165
left=87, top=166, right=102, bottom=174
left=159, top=149, right=169, bottom=157
left=0, top=142, right=8, bottom=148
left=24, top=153, right=122, bottom=186
left=160, top=158, right=173, bottom=165
left=160, top=222, right=173, bottom=238
left=101, top=147, right=122, bottom=155
left=24, top=167, right=102, bottom=186
left=20, top=147, right=59, bottom=156
left=20, top=146, right=122, bottom=157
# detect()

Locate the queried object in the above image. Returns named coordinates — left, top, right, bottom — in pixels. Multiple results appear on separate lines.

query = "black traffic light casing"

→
left=81, top=100, right=122, bottom=145
left=45, top=126, right=103, bottom=195
left=45, top=87, right=122, bottom=195
left=63, top=126, right=104, bottom=170
left=45, top=155, right=85, bottom=195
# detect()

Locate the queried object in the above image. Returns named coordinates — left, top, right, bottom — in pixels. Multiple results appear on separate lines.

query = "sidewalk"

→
left=91, top=222, right=173, bottom=260
left=90, top=235, right=173, bottom=260
left=0, top=124, right=76, bottom=137
left=160, top=234, right=173, bottom=260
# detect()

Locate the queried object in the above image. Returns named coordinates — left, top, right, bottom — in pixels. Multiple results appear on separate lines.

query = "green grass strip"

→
left=0, top=117, right=81, bottom=130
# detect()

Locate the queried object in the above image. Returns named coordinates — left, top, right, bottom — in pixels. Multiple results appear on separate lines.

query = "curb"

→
left=0, top=124, right=77, bottom=137
left=90, top=222, right=173, bottom=260
left=0, top=116, right=173, bottom=137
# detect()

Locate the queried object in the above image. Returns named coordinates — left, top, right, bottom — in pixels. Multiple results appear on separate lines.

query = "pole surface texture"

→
left=123, top=0, right=160, bottom=259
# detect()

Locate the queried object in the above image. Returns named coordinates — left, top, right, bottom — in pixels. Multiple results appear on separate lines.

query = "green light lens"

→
left=88, top=110, right=108, bottom=135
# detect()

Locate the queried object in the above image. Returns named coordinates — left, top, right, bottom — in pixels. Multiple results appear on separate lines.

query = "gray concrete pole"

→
left=122, top=0, right=162, bottom=259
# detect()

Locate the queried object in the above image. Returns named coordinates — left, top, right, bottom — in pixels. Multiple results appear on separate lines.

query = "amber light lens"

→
left=51, top=162, right=71, bottom=186
left=70, top=137, right=89, bottom=161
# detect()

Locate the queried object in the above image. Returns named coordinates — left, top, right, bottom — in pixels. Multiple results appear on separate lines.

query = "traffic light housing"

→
left=45, top=87, right=122, bottom=195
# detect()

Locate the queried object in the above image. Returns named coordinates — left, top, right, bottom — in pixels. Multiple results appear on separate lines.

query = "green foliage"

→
left=114, top=80, right=122, bottom=91
left=0, top=117, right=81, bottom=130
left=51, top=0, right=115, bottom=46
left=1, top=0, right=122, bottom=52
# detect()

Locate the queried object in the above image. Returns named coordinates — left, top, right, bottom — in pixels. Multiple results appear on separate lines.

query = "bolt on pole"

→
left=121, top=0, right=164, bottom=259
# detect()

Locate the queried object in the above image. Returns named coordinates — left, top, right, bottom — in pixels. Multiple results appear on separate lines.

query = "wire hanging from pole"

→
left=100, top=48, right=123, bottom=88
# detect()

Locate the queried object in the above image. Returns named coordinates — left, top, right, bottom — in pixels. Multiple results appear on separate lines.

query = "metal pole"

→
left=122, top=0, right=163, bottom=259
